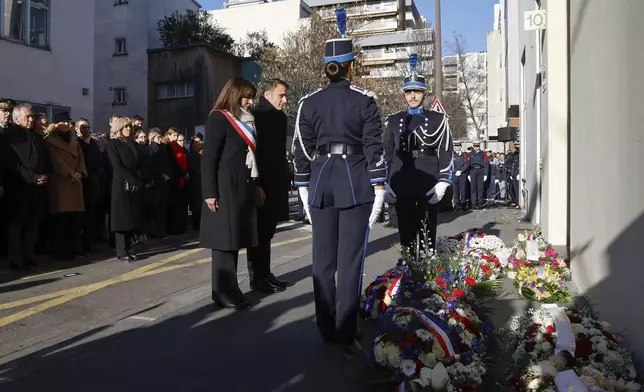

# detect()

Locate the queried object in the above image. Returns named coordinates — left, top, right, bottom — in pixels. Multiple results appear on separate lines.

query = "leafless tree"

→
left=448, top=32, right=488, bottom=140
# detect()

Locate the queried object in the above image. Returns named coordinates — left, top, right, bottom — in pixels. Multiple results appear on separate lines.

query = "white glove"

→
left=298, top=187, right=312, bottom=224
left=368, top=189, right=386, bottom=228
left=455, top=170, right=462, bottom=176
left=484, top=176, right=488, bottom=182
left=426, top=182, right=450, bottom=204
left=516, top=175, right=520, bottom=180
left=467, top=175, right=471, bottom=182
left=494, top=179, right=499, bottom=184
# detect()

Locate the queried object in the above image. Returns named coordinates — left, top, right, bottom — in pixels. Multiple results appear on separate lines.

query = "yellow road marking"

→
left=0, top=248, right=202, bottom=311
left=0, top=236, right=311, bottom=326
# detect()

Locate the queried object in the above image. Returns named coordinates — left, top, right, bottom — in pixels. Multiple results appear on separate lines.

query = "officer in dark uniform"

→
left=508, top=141, right=521, bottom=206
left=452, top=141, right=468, bottom=210
left=292, top=9, right=387, bottom=347
left=463, top=141, right=488, bottom=209
left=383, top=54, right=454, bottom=251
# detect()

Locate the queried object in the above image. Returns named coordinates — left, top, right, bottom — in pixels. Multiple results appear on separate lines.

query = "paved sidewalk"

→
left=1, top=207, right=533, bottom=392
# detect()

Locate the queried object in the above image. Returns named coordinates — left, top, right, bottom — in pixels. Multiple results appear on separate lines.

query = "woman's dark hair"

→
left=324, top=60, right=353, bottom=82
left=212, top=77, right=257, bottom=119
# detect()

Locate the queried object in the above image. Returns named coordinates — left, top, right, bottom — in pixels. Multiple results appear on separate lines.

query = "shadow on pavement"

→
left=0, top=292, right=377, bottom=392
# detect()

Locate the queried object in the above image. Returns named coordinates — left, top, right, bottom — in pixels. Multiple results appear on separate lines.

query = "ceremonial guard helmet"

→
left=324, top=9, right=354, bottom=64
left=403, top=53, right=426, bottom=91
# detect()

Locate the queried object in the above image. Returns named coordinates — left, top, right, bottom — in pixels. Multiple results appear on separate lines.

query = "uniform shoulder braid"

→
left=298, top=88, right=323, bottom=104
left=349, top=84, right=378, bottom=100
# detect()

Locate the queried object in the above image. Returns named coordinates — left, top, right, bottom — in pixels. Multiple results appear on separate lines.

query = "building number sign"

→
left=524, top=10, right=546, bottom=31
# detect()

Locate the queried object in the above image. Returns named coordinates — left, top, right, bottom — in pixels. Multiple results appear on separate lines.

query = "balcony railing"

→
left=361, top=48, right=433, bottom=62
left=317, top=2, right=398, bottom=19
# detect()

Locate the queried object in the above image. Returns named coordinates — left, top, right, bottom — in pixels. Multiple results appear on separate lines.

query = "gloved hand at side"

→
left=368, top=189, right=386, bottom=228
left=426, top=182, right=450, bottom=204
left=298, top=187, right=312, bottom=224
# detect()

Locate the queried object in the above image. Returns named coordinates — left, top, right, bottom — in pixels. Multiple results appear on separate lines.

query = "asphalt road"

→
left=0, top=205, right=531, bottom=392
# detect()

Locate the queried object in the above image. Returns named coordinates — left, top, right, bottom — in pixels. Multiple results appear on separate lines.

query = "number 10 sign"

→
left=524, top=10, right=546, bottom=31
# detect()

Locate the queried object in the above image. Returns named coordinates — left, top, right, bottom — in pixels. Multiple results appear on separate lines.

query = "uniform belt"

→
left=471, top=164, right=483, bottom=169
left=317, top=143, right=363, bottom=155
left=397, top=149, right=437, bottom=158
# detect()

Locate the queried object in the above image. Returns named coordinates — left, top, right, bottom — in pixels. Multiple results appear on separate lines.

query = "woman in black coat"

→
left=201, top=77, right=260, bottom=310
left=186, top=136, right=203, bottom=230
left=147, top=129, right=171, bottom=238
left=106, top=117, right=149, bottom=262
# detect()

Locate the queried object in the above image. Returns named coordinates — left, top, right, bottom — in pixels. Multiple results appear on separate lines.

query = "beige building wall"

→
left=568, top=0, right=644, bottom=371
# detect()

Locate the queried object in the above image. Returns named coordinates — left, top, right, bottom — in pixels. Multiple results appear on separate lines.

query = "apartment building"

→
left=209, top=0, right=313, bottom=48
left=93, top=0, right=201, bottom=130
left=443, top=52, right=488, bottom=141
left=495, top=0, right=644, bottom=372
left=0, top=0, right=94, bottom=121
left=308, top=0, right=431, bottom=79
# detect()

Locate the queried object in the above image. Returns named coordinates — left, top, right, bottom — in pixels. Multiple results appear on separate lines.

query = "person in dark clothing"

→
left=0, top=98, right=16, bottom=260
left=247, top=79, right=293, bottom=293
left=77, top=119, right=104, bottom=254
left=147, top=129, right=171, bottom=238
left=165, top=128, right=189, bottom=235
left=186, top=136, right=203, bottom=230
left=4, top=103, right=51, bottom=270
left=201, top=77, right=260, bottom=311
left=106, top=117, right=150, bottom=262
left=98, top=132, right=114, bottom=247
left=134, top=129, right=154, bottom=243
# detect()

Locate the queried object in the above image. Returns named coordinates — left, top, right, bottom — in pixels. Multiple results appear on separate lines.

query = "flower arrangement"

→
left=436, top=232, right=508, bottom=256
left=507, top=306, right=641, bottom=392
left=363, top=227, right=501, bottom=391
left=370, top=293, right=490, bottom=392
left=506, top=230, right=573, bottom=303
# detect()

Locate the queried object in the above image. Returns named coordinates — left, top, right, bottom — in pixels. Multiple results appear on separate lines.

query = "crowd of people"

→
left=0, top=100, right=203, bottom=270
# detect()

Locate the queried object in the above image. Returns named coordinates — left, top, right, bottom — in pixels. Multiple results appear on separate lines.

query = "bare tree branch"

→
left=447, top=31, right=488, bottom=140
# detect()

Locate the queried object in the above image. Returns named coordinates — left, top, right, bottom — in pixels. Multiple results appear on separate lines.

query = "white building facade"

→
left=496, top=0, right=644, bottom=372
left=93, top=0, right=200, bottom=130
left=0, top=0, right=95, bottom=121
left=443, top=52, right=488, bottom=142
left=310, top=0, right=430, bottom=79
left=208, top=0, right=313, bottom=49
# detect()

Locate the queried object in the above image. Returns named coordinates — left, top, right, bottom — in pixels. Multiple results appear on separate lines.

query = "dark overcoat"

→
left=252, top=97, right=290, bottom=232
left=107, top=138, right=145, bottom=232
left=78, top=137, right=105, bottom=206
left=200, top=111, right=257, bottom=251
left=3, top=126, right=50, bottom=223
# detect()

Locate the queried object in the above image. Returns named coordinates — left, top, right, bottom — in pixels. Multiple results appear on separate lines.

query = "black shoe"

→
left=213, top=293, right=251, bottom=310
left=250, top=278, right=283, bottom=293
left=9, top=262, right=29, bottom=271
left=267, top=273, right=291, bottom=289
left=24, top=258, right=38, bottom=267
left=118, top=255, right=135, bottom=263
left=127, top=253, right=138, bottom=261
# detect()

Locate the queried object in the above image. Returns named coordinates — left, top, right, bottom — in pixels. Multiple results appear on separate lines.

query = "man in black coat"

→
left=248, top=79, right=292, bottom=293
left=4, top=103, right=51, bottom=270
left=77, top=119, right=103, bottom=254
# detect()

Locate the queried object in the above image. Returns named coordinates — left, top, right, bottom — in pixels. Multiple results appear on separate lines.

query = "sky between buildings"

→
left=198, top=0, right=497, bottom=54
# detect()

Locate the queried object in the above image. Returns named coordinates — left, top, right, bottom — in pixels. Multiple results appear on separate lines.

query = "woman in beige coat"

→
left=45, top=114, right=87, bottom=261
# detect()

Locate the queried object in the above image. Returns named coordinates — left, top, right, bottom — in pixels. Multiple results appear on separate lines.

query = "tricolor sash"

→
left=397, top=307, right=459, bottom=360
left=217, top=110, right=256, bottom=152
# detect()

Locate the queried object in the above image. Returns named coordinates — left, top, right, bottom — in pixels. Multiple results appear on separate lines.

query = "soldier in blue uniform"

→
left=452, top=141, right=468, bottom=210
left=383, top=54, right=454, bottom=251
left=463, top=141, right=488, bottom=209
left=292, top=9, right=387, bottom=347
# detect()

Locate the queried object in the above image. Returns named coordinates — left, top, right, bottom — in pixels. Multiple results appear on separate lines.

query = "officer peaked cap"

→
left=0, top=98, right=16, bottom=111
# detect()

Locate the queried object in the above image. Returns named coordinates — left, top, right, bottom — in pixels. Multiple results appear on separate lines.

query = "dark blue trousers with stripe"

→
left=310, top=204, right=371, bottom=345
